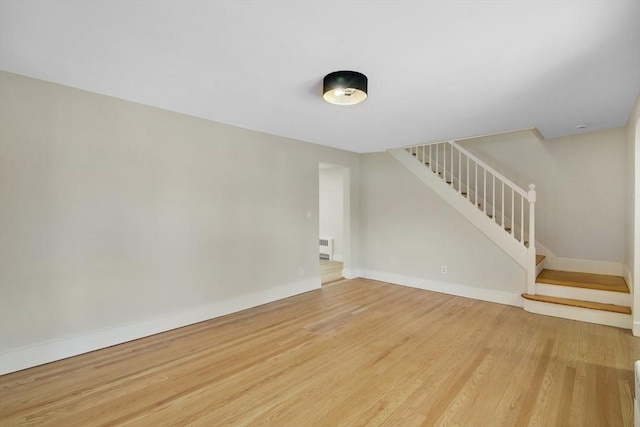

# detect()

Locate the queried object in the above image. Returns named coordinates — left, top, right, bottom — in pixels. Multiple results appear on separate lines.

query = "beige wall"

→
left=0, top=72, right=359, bottom=364
left=458, top=128, right=627, bottom=263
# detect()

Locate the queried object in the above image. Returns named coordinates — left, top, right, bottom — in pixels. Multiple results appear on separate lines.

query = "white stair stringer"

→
left=535, top=257, right=546, bottom=277
left=389, top=148, right=527, bottom=268
left=522, top=298, right=632, bottom=329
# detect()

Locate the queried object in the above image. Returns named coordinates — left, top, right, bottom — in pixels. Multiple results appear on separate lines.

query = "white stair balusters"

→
left=399, top=140, right=537, bottom=294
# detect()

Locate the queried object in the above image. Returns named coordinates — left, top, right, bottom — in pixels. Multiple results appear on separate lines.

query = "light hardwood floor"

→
left=1, top=278, right=638, bottom=426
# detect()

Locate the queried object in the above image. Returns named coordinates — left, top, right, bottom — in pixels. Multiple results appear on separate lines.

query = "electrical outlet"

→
left=441, top=265, right=447, bottom=274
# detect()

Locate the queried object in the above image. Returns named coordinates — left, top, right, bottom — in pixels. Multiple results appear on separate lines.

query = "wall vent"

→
left=319, top=237, right=334, bottom=260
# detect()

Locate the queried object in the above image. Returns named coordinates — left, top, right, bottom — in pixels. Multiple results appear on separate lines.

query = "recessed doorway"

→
left=319, top=163, right=346, bottom=285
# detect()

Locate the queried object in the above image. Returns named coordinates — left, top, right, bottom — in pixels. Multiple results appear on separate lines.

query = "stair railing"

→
left=406, top=140, right=537, bottom=294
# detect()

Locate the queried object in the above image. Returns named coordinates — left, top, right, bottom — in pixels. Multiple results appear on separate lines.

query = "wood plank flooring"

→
left=1, top=278, right=638, bottom=426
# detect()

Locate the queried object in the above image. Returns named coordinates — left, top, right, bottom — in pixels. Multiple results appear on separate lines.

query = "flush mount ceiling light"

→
left=323, top=71, right=368, bottom=105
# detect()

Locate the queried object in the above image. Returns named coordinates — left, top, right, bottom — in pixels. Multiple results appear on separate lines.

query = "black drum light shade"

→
left=323, top=71, right=368, bottom=105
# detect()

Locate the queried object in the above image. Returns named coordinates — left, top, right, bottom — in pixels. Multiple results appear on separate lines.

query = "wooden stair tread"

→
left=522, top=293, right=631, bottom=314
left=536, top=255, right=546, bottom=265
left=536, top=269, right=629, bottom=293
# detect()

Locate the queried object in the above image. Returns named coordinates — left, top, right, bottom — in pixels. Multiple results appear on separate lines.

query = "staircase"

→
left=524, top=260, right=631, bottom=329
left=389, top=141, right=632, bottom=329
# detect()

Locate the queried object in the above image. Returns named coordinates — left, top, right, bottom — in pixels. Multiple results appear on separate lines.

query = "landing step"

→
left=522, top=294, right=631, bottom=314
left=536, top=255, right=545, bottom=265
left=536, top=269, right=628, bottom=293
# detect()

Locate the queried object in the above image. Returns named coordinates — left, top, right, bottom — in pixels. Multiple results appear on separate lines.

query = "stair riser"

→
left=535, top=261, right=545, bottom=277
left=523, top=299, right=631, bottom=329
left=535, top=283, right=631, bottom=306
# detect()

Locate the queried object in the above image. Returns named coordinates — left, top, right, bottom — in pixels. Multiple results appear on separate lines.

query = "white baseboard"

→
left=360, top=269, right=523, bottom=307
left=0, top=278, right=320, bottom=375
left=552, top=258, right=624, bottom=276
left=535, top=242, right=624, bottom=276
left=341, top=268, right=361, bottom=279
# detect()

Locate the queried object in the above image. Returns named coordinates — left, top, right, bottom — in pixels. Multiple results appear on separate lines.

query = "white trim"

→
left=535, top=283, right=630, bottom=306
left=341, top=268, right=361, bottom=280
left=635, top=392, right=640, bottom=427
left=535, top=257, right=546, bottom=276
left=360, top=269, right=523, bottom=307
left=634, top=117, right=640, bottom=338
left=0, top=278, right=320, bottom=375
left=634, top=321, right=640, bottom=337
left=535, top=242, right=624, bottom=276
left=636, top=360, right=640, bottom=427
left=534, top=241, right=554, bottom=258
left=522, top=298, right=632, bottom=329
left=552, top=257, right=624, bottom=276
left=625, top=264, right=634, bottom=330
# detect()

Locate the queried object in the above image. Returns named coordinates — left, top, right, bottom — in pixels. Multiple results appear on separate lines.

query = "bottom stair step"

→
left=522, top=294, right=630, bottom=314
left=522, top=293, right=632, bottom=329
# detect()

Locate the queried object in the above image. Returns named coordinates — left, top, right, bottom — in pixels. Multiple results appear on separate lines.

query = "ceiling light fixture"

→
left=323, top=71, right=368, bottom=105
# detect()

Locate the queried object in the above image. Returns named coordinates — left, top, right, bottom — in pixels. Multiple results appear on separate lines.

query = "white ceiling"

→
left=1, top=1, right=638, bottom=153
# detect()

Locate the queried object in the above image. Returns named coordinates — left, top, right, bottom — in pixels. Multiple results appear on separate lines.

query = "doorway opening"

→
left=319, top=163, right=346, bottom=285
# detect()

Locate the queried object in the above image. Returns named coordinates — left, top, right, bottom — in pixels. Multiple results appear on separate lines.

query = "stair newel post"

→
left=527, top=183, right=537, bottom=295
